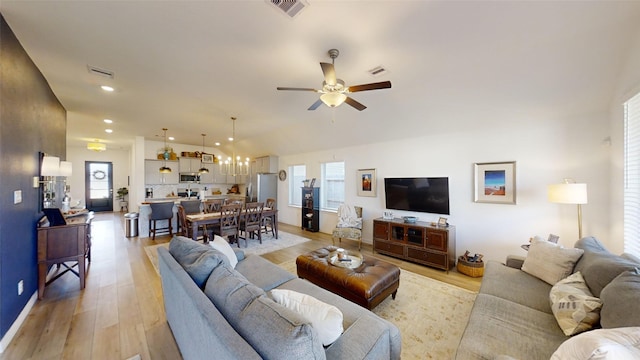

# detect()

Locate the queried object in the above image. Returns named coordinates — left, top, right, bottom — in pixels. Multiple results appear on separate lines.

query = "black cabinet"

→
left=301, top=187, right=319, bottom=232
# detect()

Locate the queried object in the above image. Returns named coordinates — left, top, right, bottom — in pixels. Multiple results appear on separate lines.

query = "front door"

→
left=85, top=161, right=113, bottom=212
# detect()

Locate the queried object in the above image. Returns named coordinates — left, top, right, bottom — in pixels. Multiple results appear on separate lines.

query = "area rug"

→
left=278, top=259, right=477, bottom=360
left=144, top=231, right=310, bottom=275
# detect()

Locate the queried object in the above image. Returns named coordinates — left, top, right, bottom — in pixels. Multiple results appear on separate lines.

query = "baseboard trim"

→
left=0, top=291, right=37, bottom=353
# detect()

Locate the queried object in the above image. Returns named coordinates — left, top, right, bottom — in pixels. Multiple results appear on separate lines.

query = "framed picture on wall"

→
left=357, top=168, right=377, bottom=197
left=473, top=161, right=516, bottom=204
left=201, top=154, right=214, bottom=163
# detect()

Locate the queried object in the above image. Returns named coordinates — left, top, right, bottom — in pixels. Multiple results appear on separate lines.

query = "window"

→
left=321, top=161, right=345, bottom=211
left=288, top=164, right=306, bottom=206
left=624, top=91, right=640, bottom=257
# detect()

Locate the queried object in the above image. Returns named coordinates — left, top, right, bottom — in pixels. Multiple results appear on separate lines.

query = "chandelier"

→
left=220, top=117, right=249, bottom=176
left=87, top=140, right=106, bottom=152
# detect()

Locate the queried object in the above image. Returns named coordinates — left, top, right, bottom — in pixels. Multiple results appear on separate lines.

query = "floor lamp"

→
left=548, top=179, right=588, bottom=239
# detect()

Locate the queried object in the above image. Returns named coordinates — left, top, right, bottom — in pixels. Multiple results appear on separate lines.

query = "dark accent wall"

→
left=0, top=14, right=66, bottom=338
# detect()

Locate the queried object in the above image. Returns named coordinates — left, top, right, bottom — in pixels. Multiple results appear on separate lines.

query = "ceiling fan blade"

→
left=345, top=97, right=367, bottom=111
left=347, top=81, right=392, bottom=93
left=308, top=99, right=324, bottom=110
left=320, top=62, right=337, bottom=85
left=277, top=87, right=318, bottom=92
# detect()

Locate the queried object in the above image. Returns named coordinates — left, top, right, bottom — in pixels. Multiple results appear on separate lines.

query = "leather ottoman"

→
left=296, top=246, right=400, bottom=310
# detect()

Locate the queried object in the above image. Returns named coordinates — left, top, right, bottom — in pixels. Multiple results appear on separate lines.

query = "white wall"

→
left=609, top=26, right=640, bottom=254
left=65, top=145, right=131, bottom=211
left=278, top=113, right=611, bottom=263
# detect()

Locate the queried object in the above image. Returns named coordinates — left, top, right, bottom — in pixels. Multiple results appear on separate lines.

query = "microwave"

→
left=179, top=173, right=200, bottom=183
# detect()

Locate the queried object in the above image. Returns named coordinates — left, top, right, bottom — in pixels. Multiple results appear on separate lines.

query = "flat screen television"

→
left=384, top=177, right=450, bottom=215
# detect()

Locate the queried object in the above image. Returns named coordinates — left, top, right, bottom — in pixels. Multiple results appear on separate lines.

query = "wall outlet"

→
left=18, top=280, right=24, bottom=295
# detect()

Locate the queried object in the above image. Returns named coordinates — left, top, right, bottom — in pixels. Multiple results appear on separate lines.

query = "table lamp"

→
left=548, top=179, right=588, bottom=239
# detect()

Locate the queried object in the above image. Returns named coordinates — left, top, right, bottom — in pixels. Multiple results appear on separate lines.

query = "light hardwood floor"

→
left=1, top=212, right=481, bottom=360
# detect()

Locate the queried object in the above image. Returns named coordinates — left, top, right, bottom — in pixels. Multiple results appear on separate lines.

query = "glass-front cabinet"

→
left=373, top=218, right=456, bottom=272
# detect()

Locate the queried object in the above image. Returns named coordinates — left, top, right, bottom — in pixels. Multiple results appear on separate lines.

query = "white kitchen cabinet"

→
left=198, top=163, right=215, bottom=184
left=253, top=155, right=278, bottom=174
left=178, top=157, right=202, bottom=172
left=145, top=160, right=179, bottom=184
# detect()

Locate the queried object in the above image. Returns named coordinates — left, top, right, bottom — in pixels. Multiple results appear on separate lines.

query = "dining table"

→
left=185, top=207, right=278, bottom=242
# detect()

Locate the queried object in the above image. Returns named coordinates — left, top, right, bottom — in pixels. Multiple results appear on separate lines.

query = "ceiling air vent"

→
left=368, top=65, right=388, bottom=77
left=87, top=65, right=114, bottom=79
left=266, top=0, right=309, bottom=18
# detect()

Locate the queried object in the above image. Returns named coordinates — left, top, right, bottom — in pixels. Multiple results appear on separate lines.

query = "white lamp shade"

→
left=59, top=161, right=73, bottom=177
left=41, top=156, right=60, bottom=176
left=320, top=92, right=347, bottom=107
left=548, top=183, right=588, bottom=204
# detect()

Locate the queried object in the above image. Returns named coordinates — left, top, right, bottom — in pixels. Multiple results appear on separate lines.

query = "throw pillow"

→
left=209, top=235, right=238, bottom=268
left=521, top=238, right=584, bottom=285
left=205, top=270, right=324, bottom=359
left=168, top=235, right=226, bottom=287
left=550, top=327, right=640, bottom=360
left=270, top=289, right=344, bottom=346
left=600, top=268, right=640, bottom=328
left=549, top=271, right=603, bottom=336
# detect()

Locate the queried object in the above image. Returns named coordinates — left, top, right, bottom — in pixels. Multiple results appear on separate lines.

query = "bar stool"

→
left=149, top=201, right=174, bottom=240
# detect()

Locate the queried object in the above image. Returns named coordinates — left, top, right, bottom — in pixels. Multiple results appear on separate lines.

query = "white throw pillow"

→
left=522, top=238, right=584, bottom=285
left=209, top=235, right=238, bottom=268
left=549, top=271, right=603, bottom=336
left=270, top=289, right=344, bottom=346
left=551, top=327, right=640, bottom=360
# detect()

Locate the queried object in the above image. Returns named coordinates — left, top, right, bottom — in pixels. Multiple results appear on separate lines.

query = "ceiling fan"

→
left=277, top=49, right=391, bottom=111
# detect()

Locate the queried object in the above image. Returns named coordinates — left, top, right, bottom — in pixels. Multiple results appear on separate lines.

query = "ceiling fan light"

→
left=320, top=92, right=347, bottom=107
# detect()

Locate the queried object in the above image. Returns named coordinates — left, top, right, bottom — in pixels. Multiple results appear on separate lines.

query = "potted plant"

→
left=117, top=187, right=129, bottom=201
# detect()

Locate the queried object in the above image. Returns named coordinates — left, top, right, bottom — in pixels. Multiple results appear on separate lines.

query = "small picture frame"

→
left=309, top=178, right=316, bottom=187
left=438, top=217, right=448, bottom=227
left=357, top=168, right=377, bottom=197
left=201, top=154, right=214, bottom=163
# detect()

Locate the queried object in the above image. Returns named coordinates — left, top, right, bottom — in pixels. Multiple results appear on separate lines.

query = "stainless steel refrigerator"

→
left=247, top=173, right=278, bottom=205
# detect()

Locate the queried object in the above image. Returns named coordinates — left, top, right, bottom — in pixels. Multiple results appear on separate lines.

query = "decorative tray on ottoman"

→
left=328, top=248, right=364, bottom=269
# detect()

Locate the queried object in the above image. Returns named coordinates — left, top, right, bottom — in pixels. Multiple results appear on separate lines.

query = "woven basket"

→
left=457, top=256, right=484, bottom=277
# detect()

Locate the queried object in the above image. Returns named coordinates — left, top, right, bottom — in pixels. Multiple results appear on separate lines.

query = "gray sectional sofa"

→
left=158, top=236, right=401, bottom=360
left=455, top=237, right=640, bottom=359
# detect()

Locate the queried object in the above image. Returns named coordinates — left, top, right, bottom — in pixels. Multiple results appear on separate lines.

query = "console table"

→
left=373, top=218, right=456, bottom=272
left=37, top=212, right=93, bottom=299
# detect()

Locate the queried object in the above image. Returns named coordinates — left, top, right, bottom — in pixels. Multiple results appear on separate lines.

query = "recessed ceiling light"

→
left=103, top=119, right=113, bottom=124
left=168, top=136, right=175, bottom=141
left=105, top=129, right=113, bottom=133
left=101, top=85, right=114, bottom=92
left=228, top=137, right=234, bottom=141
left=215, top=142, right=221, bottom=146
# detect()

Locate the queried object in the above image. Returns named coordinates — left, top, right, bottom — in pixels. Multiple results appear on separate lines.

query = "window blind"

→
left=321, top=161, right=345, bottom=211
left=288, top=165, right=306, bottom=206
left=624, top=91, right=640, bottom=257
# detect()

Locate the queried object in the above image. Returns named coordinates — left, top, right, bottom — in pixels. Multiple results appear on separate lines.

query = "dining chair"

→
left=240, top=202, right=264, bottom=247
left=261, top=198, right=276, bottom=237
left=149, top=201, right=174, bottom=240
left=203, top=198, right=224, bottom=213
left=179, top=199, right=202, bottom=234
left=177, top=204, right=208, bottom=242
left=214, top=203, right=242, bottom=246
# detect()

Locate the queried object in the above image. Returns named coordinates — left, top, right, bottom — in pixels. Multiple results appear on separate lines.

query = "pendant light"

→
left=159, top=128, right=172, bottom=173
left=198, top=133, right=209, bottom=174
